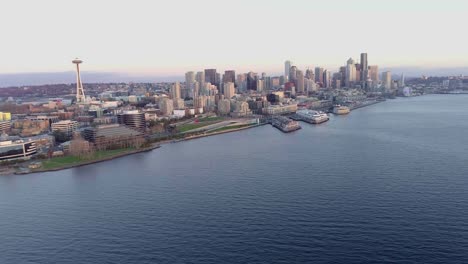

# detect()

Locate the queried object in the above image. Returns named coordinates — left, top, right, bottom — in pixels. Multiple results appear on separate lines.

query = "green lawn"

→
left=177, top=123, right=211, bottom=132
left=197, top=116, right=224, bottom=122
left=41, top=148, right=136, bottom=170
left=177, top=118, right=225, bottom=133
left=208, top=124, right=252, bottom=133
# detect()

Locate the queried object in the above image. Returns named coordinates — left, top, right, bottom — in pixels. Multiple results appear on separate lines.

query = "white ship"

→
left=333, top=105, right=350, bottom=115
left=296, top=110, right=329, bottom=124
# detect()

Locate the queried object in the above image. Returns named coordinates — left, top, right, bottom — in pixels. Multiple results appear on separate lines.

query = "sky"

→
left=1, top=0, right=467, bottom=77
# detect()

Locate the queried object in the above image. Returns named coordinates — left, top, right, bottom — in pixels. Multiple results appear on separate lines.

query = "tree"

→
left=53, top=130, right=69, bottom=143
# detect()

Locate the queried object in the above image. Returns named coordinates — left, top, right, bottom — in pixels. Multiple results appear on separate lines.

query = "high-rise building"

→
left=223, top=70, right=236, bottom=84
left=170, top=82, right=181, bottom=100
left=224, top=82, right=235, bottom=99
left=315, top=67, right=324, bottom=83
left=400, top=73, right=405, bottom=87
left=346, top=58, right=356, bottom=87
left=237, top=74, right=247, bottom=91
left=305, top=68, right=315, bottom=80
left=159, top=98, right=174, bottom=116
left=382, top=71, right=392, bottom=91
left=185, top=71, right=195, bottom=93
left=173, top=98, right=185, bottom=110
left=296, top=70, right=305, bottom=93
left=339, top=66, right=347, bottom=87
left=196, top=71, right=205, bottom=90
left=360, top=53, right=368, bottom=85
left=289, top=66, right=297, bottom=83
left=247, top=72, right=257, bottom=90
left=204, top=69, right=218, bottom=89
left=284, top=60, right=292, bottom=82
left=323, top=70, right=331, bottom=88
left=369, top=65, right=379, bottom=82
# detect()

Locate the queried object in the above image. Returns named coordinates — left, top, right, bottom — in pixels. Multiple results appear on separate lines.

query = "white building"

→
left=51, top=120, right=79, bottom=137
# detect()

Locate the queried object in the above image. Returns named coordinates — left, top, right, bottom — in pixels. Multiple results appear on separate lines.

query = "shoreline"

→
left=3, top=99, right=386, bottom=176
left=12, top=145, right=160, bottom=175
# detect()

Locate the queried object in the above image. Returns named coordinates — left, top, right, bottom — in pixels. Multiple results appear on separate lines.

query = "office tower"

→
left=332, top=72, right=342, bottom=89
left=237, top=74, right=247, bottom=91
left=296, top=70, right=305, bottom=93
left=360, top=53, right=368, bottom=86
left=400, top=73, right=405, bottom=87
left=369, top=66, right=379, bottom=82
left=289, top=66, right=297, bottom=83
left=323, top=70, right=331, bottom=88
left=305, top=78, right=316, bottom=93
left=284, top=60, right=292, bottom=82
left=160, top=98, right=174, bottom=116
left=224, top=82, right=235, bottom=99
left=196, top=71, right=205, bottom=88
left=72, top=58, right=86, bottom=103
left=382, top=71, right=392, bottom=91
left=173, top=98, right=185, bottom=110
left=204, top=69, right=218, bottom=88
left=339, top=66, right=347, bottom=87
left=170, top=82, right=181, bottom=100
left=223, top=70, right=236, bottom=84
left=185, top=71, right=195, bottom=90
left=263, top=76, right=271, bottom=91
left=346, top=58, right=356, bottom=87
left=305, top=68, right=315, bottom=80
left=247, top=72, right=257, bottom=90
left=270, top=77, right=280, bottom=89
left=315, top=67, right=324, bottom=83
left=256, top=79, right=264, bottom=92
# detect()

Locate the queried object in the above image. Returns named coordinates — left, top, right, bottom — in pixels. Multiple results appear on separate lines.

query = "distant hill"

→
left=1, top=67, right=467, bottom=87
left=0, top=72, right=184, bottom=87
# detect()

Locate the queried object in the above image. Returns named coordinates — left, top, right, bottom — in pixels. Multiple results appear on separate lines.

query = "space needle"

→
left=72, top=58, right=86, bottom=104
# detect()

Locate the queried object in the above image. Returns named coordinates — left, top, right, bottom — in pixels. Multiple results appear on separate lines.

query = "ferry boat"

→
left=333, top=105, right=351, bottom=115
left=295, top=110, right=329, bottom=124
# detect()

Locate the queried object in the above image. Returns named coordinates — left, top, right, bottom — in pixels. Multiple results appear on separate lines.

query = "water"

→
left=1, top=95, right=468, bottom=263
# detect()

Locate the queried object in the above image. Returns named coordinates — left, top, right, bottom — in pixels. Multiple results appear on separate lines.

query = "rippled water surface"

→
left=1, top=95, right=468, bottom=263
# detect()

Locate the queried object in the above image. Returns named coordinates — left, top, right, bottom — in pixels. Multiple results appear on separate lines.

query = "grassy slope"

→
left=41, top=148, right=135, bottom=170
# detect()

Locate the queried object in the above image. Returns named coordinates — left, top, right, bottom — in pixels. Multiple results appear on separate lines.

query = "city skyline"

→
left=1, top=0, right=467, bottom=76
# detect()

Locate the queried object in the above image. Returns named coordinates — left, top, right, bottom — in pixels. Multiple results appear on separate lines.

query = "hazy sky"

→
left=1, top=0, right=467, bottom=75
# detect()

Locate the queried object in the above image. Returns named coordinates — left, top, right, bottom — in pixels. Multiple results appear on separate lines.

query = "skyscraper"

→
left=346, top=58, right=356, bottom=87
left=315, top=67, right=324, bottom=83
left=170, top=82, right=181, bottom=100
left=284, top=60, right=292, bottom=82
left=223, top=70, right=236, bottom=84
left=305, top=68, right=314, bottom=80
left=369, top=66, right=379, bottom=82
left=223, top=82, right=235, bottom=99
left=323, top=70, right=331, bottom=88
left=382, top=71, right=392, bottom=91
left=400, top=73, right=405, bottom=87
left=247, top=72, right=257, bottom=90
left=185, top=71, right=195, bottom=96
left=296, top=70, right=305, bottom=93
left=204, top=69, right=218, bottom=87
left=360, top=53, right=368, bottom=83
left=289, top=66, right=297, bottom=83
